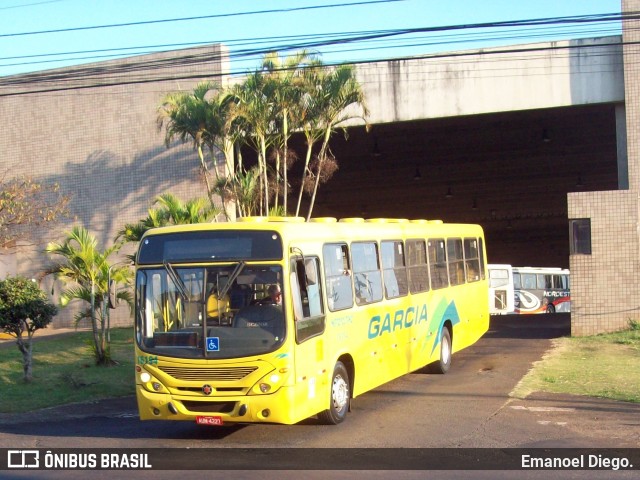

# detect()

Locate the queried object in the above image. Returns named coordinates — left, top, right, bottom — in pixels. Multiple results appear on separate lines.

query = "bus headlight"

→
left=250, top=370, right=288, bottom=395
left=137, top=368, right=166, bottom=393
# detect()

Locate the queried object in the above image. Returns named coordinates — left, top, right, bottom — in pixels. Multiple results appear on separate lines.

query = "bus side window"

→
left=428, top=239, right=449, bottom=290
left=479, top=238, right=486, bottom=280
left=381, top=240, right=408, bottom=298
left=292, top=256, right=325, bottom=343
left=407, top=239, right=429, bottom=293
left=464, top=238, right=481, bottom=282
left=539, top=274, right=552, bottom=289
left=304, top=257, right=323, bottom=317
left=447, top=238, right=465, bottom=286
left=323, top=244, right=354, bottom=311
left=522, top=274, right=536, bottom=289
left=351, top=241, right=383, bottom=305
left=553, top=274, right=569, bottom=290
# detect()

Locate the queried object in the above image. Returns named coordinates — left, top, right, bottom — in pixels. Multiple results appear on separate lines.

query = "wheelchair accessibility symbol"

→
left=206, top=337, right=220, bottom=352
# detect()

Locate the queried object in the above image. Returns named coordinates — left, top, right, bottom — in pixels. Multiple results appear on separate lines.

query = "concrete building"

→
left=0, top=45, right=229, bottom=326
left=1, top=1, right=638, bottom=334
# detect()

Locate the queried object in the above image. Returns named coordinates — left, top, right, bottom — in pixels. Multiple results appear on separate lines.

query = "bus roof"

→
left=140, top=216, right=485, bottom=242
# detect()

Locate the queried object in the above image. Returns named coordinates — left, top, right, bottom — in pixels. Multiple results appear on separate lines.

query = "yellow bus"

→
left=133, top=216, right=489, bottom=425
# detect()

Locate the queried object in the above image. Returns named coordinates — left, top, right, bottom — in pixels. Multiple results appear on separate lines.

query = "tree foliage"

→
left=117, top=193, right=220, bottom=245
left=45, top=227, right=132, bottom=366
left=0, top=174, right=70, bottom=248
left=157, top=51, right=368, bottom=220
left=0, top=276, right=57, bottom=382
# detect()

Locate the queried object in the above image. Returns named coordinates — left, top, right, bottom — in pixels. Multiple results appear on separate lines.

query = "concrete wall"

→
left=357, top=36, right=624, bottom=124
left=568, top=191, right=640, bottom=335
left=0, top=45, right=228, bottom=328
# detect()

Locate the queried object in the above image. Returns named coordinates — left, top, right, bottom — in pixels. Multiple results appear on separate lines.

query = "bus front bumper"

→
left=136, top=385, right=298, bottom=425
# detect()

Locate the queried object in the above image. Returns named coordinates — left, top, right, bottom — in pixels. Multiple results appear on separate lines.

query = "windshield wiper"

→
left=163, top=261, right=190, bottom=301
left=219, top=261, right=246, bottom=299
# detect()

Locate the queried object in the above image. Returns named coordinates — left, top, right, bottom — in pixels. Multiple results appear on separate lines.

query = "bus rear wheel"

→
left=318, top=361, right=350, bottom=425
left=428, top=327, right=452, bottom=374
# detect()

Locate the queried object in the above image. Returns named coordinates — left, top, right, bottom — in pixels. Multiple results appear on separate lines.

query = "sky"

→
left=0, top=0, right=623, bottom=78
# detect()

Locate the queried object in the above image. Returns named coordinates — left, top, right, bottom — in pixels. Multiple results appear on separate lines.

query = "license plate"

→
left=196, top=416, right=223, bottom=426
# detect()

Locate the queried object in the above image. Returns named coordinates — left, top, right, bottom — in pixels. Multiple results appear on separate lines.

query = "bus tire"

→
left=428, top=327, right=452, bottom=374
left=318, top=361, right=350, bottom=425
left=546, top=304, right=555, bottom=314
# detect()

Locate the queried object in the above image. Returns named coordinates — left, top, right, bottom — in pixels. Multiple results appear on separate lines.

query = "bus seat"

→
left=207, top=293, right=230, bottom=321
left=228, top=283, right=252, bottom=309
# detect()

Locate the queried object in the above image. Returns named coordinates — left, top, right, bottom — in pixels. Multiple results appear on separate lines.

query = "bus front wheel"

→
left=428, top=327, right=452, bottom=374
left=318, top=361, right=350, bottom=425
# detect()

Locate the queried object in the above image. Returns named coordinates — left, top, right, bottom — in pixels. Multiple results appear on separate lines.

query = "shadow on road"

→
left=487, top=313, right=570, bottom=339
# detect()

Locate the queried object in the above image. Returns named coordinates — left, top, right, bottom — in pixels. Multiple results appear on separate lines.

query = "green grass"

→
left=0, top=328, right=135, bottom=413
left=512, top=327, right=640, bottom=403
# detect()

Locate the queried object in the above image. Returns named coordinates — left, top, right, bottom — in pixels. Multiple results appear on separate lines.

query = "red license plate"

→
left=196, top=416, right=224, bottom=426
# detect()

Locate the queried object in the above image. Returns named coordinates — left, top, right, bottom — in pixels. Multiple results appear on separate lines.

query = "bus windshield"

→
left=135, top=264, right=285, bottom=359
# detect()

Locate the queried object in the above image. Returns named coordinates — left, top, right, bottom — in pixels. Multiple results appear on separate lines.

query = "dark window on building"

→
left=569, top=218, right=592, bottom=255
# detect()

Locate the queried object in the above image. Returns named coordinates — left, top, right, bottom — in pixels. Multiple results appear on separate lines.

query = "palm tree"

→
left=202, top=88, right=241, bottom=220
left=157, top=81, right=221, bottom=208
left=262, top=50, right=317, bottom=215
left=45, top=227, right=132, bottom=365
left=154, top=192, right=220, bottom=225
left=295, top=63, right=329, bottom=217
left=117, top=193, right=220, bottom=244
left=228, top=71, right=277, bottom=215
left=305, top=64, right=369, bottom=220
left=222, top=166, right=261, bottom=218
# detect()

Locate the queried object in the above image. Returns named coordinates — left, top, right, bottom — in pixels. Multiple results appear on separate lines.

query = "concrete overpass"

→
left=307, top=30, right=635, bottom=335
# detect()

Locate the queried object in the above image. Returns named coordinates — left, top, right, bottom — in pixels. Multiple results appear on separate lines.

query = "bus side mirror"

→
left=108, top=280, right=118, bottom=309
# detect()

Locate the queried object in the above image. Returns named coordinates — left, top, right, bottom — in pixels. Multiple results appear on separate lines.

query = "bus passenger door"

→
left=289, top=256, right=328, bottom=419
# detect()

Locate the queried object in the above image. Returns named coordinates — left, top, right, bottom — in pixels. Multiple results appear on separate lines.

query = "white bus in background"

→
left=512, top=266, right=570, bottom=314
left=488, top=265, right=571, bottom=315
left=488, top=264, right=515, bottom=314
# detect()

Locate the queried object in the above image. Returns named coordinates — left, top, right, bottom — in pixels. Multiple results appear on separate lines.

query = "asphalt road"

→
left=1, top=314, right=638, bottom=479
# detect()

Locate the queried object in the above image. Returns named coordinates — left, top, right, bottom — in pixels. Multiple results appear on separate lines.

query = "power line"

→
left=0, top=12, right=627, bottom=73
left=0, top=0, right=405, bottom=38
left=0, top=0, right=64, bottom=10
left=0, top=11, right=634, bottom=95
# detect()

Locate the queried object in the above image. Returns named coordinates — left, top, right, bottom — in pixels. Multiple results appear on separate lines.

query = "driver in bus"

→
left=261, top=284, right=282, bottom=306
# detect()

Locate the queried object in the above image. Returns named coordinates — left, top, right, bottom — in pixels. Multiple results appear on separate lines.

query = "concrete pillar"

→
left=568, top=0, right=640, bottom=334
